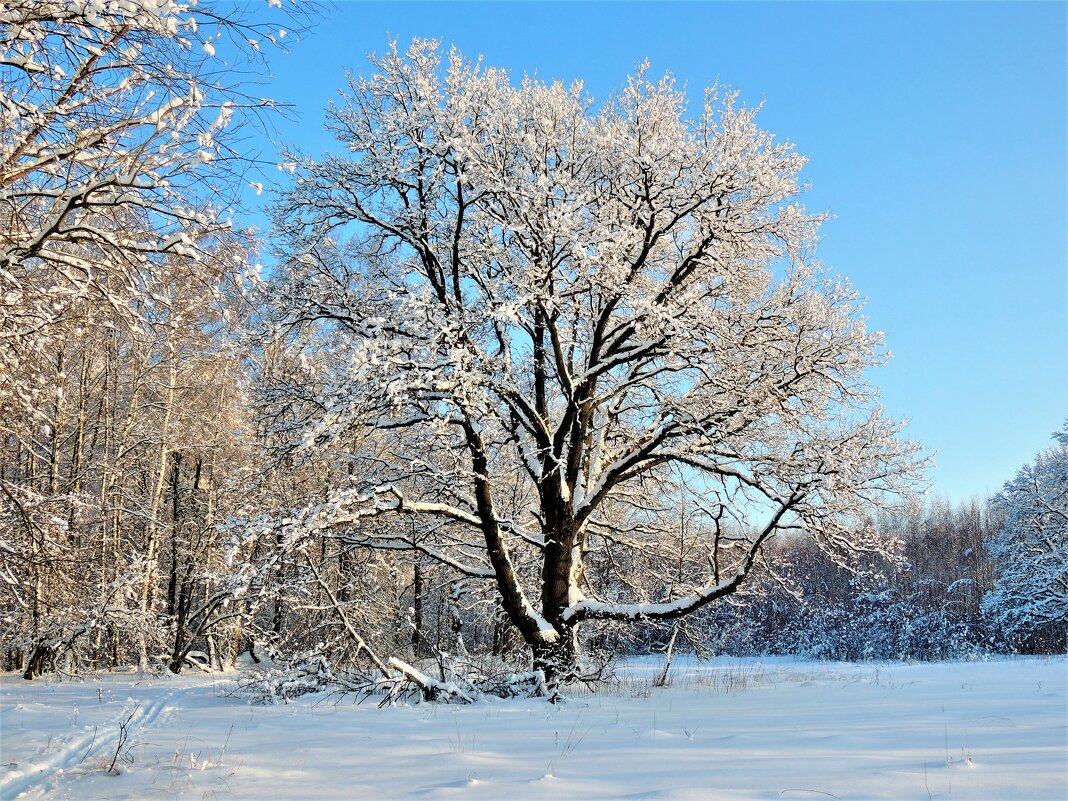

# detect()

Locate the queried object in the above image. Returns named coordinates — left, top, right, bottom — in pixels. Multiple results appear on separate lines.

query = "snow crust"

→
left=1, top=657, right=1065, bottom=800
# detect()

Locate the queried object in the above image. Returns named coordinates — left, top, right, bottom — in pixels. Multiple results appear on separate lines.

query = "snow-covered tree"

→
left=984, top=423, right=1068, bottom=647
left=0, top=0, right=298, bottom=428
left=255, top=40, right=924, bottom=686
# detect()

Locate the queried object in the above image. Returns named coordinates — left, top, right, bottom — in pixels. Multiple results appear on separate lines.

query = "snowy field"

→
left=1, top=657, right=1065, bottom=801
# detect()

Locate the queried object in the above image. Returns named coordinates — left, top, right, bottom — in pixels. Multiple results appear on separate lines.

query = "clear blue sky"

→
left=240, top=1, right=1067, bottom=504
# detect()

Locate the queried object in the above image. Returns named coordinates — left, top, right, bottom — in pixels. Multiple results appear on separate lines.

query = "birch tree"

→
left=256, top=40, right=924, bottom=685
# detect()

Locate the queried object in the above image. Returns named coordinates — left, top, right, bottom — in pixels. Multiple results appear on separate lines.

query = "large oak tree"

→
left=258, top=40, right=923, bottom=685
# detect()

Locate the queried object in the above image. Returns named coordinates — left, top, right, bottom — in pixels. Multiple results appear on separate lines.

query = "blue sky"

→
left=240, top=1, right=1067, bottom=503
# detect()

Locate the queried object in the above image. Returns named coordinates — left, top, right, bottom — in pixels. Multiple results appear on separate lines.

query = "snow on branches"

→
left=0, top=0, right=300, bottom=427
left=255, top=39, right=925, bottom=683
left=0, top=0, right=300, bottom=678
left=984, top=422, right=1068, bottom=642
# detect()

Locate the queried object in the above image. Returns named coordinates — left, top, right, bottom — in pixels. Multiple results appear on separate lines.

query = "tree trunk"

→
left=166, top=451, right=182, bottom=617
left=411, top=563, right=425, bottom=658
left=537, top=494, right=583, bottom=689
left=23, top=643, right=54, bottom=680
left=138, top=351, right=177, bottom=670
left=532, top=627, right=579, bottom=696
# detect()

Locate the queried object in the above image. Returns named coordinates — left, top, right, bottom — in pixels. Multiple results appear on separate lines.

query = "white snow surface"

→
left=1, top=656, right=1065, bottom=800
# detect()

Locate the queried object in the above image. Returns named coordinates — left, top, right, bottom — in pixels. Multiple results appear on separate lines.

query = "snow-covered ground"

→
left=1, top=656, right=1065, bottom=800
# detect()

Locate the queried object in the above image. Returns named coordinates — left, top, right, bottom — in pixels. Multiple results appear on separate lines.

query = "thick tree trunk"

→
left=531, top=626, right=579, bottom=695
left=23, top=643, right=54, bottom=680
left=537, top=492, right=583, bottom=690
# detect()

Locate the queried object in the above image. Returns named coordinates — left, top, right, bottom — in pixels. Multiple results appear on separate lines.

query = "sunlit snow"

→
left=2, top=657, right=1065, bottom=800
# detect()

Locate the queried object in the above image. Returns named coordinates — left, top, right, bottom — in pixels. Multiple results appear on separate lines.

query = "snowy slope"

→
left=1, top=657, right=1065, bottom=800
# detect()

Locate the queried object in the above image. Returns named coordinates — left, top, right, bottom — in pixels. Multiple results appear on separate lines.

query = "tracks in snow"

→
left=0, top=685, right=186, bottom=799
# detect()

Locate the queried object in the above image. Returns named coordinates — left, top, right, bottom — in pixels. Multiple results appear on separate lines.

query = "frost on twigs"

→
left=0, top=0, right=304, bottom=678
left=983, top=421, right=1068, bottom=648
left=0, top=0, right=304, bottom=424
left=251, top=37, right=926, bottom=683
left=237, top=650, right=548, bottom=705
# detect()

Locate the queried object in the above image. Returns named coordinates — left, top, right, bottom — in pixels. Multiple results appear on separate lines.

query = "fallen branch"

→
left=386, top=657, right=473, bottom=704
left=301, top=549, right=392, bottom=680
